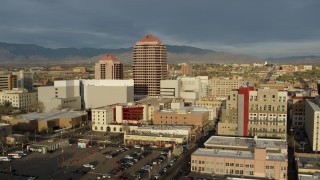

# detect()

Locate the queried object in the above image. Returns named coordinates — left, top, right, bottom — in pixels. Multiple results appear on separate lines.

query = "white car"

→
left=102, top=173, right=112, bottom=178
left=83, top=164, right=95, bottom=169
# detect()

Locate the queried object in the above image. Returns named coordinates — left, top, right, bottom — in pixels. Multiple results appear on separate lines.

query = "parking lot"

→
left=0, top=144, right=178, bottom=180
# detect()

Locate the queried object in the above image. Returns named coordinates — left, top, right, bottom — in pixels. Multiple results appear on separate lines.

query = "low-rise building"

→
left=0, top=88, right=37, bottom=111
left=27, top=138, right=69, bottom=154
left=295, top=153, right=320, bottom=180
left=124, top=132, right=187, bottom=148
left=2, top=110, right=88, bottom=132
left=190, top=135, right=288, bottom=179
left=190, top=147, right=288, bottom=179
left=153, top=108, right=209, bottom=128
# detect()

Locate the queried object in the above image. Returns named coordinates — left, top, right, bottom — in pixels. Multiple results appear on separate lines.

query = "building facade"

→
left=211, top=78, right=243, bottom=98
left=218, top=87, right=288, bottom=139
left=0, top=88, right=37, bottom=111
left=305, top=96, right=320, bottom=151
left=0, top=74, right=17, bottom=92
left=95, top=54, right=123, bottom=80
left=38, top=79, right=134, bottom=111
left=180, top=63, right=193, bottom=76
left=189, top=136, right=288, bottom=179
left=12, top=70, right=34, bottom=92
left=133, top=34, right=167, bottom=97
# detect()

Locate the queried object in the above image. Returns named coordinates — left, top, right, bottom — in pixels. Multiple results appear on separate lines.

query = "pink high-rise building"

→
left=133, top=34, right=167, bottom=97
left=95, top=54, right=123, bottom=80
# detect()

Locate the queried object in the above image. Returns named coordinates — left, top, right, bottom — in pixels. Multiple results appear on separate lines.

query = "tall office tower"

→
left=95, top=54, right=123, bottom=80
left=0, top=74, right=17, bottom=91
left=305, top=96, right=320, bottom=151
left=133, top=34, right=167, bottom=97
left=180, top=63, right=193, bottom=76
left=12, top=70, right=34, bottom=92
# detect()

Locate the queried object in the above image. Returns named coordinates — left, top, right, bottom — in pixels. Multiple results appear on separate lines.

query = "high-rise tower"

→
left=95, top=54, right=123, bottom=80
left=133, top=34, right=167, bottom=97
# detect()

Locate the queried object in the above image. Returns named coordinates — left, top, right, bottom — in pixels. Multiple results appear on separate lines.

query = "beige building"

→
left=95, top=54, right=123, bottom=79
left=190, top=148, right=288, bottom=179
left=73, top=67, right=87, bottom=73
left=124, top=132, right=187, bottom=148
left=0, top=74, right=17, bottom=91
left=153, top=108, right=209, bottom=130
left=305, top=96, right=320, bottom=151
left=2, top=110, right=88, bottom=132
left=211, top=78, right=243, bottom=98
left=180, top=63, right=193, bottom=76
left=218, top=87, right=288, bottom=139
left=133, top=34, right=167, bottom=97
left=189, top=135, right=288, bottom=179
left=195, top=99, right=223, bottom=107
left=0, top=88, right=37, bottom=111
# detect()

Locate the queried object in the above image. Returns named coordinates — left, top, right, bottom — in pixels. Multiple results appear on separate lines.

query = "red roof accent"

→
left=137, top=34, right=162, bottom=43
left=100, top=54, right=119, bottom=62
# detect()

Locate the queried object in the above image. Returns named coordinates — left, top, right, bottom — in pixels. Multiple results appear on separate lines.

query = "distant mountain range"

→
left=267, top=56, right=320, bottom=64
left=0, top=42, right=319, bottom=65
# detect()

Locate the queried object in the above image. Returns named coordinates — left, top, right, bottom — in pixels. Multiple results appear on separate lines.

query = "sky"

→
left=0, top=0, right=319, bottom=58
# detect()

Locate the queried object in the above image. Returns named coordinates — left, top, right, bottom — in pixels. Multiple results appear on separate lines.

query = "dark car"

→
left=116, top=168, right=125, bottom=173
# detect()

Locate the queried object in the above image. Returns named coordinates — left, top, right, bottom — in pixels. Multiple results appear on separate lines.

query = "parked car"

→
left=83, top=164, right=95, bottom=169
left=134, top=145, right=141, bottom=149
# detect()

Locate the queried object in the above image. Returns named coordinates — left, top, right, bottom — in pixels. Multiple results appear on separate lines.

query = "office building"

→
left=218, top=87, right=288, bottom=139
left=160, top=76, right=209, bottom=103
left=0, top=88, right=37, bottom=111
left=305, top=96, right=320, bottom=151
left=189, top=136, right=288, bottom=179
left=0, top=74, right=17, bottom=91
left=95, top=54, right=123, bottom=79
left=211, top=78, right=243, bottom=98
left=295, top=153, right=320, bottom=180
left=180, top=63, right=193, bottom=76
left=38, top=79, right=134, bottom=111
left=133, top=34, right=167, bottom=97
left=12, top=70, right=34, bottom=92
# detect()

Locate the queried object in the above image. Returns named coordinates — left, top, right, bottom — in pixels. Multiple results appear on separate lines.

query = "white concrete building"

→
left=305, top=96, right=320, bottom=151
left=38, top=79, right=134, bottom=111
left=0, top=88, right=37, bottom=111
left=160, top=76, right=209, bottom=103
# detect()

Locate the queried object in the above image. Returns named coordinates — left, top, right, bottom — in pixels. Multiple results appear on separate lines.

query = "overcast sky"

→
left=1, top=0, right=319, bottom=58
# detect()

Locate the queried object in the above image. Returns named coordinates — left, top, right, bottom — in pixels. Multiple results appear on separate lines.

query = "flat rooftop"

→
left=204, top=136, right=287, bottom=150
left=16, top=110, right=87, bottom=121
left=137, top=125, right=192, bottom=131
left=136, top=98, right=172, bottom=106
left=159, top=109, right=206, bottom=115
left=306, top=99, right=320, bottom=111
left=126, top=132, right=186, bottom=138
left=193, top=148, right=287, bottom=161
left=33, top=138, right=68, bottom=146
left=296, top=154, right=320, bottom=170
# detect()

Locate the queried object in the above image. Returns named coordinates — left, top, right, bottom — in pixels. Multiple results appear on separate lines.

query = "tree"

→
left=172, top=145, right=183, bottom=156
left=29, top=101, right=44, bottom=112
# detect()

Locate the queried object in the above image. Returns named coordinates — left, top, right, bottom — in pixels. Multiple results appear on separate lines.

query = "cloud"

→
left=0, top=0, right=319, bottom=57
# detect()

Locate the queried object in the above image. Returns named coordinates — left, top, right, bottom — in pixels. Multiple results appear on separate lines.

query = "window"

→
left=226, top=163, right=229, bottom=166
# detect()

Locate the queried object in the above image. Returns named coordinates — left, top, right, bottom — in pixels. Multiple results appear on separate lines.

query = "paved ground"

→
left=0, top=145, right=170, bottom=180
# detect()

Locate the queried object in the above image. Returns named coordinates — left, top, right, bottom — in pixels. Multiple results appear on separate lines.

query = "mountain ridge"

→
left=2, top=41, right=318, bottom=65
